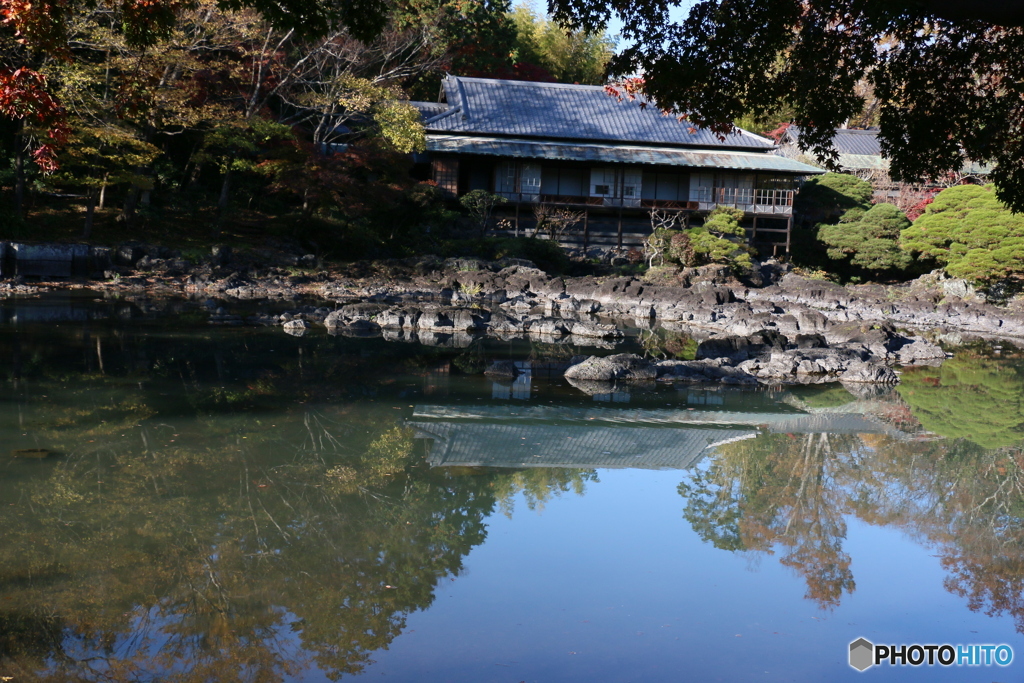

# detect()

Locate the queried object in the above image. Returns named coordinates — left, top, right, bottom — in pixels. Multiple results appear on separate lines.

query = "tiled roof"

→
left=425, top=76, right=776, bottom=151
left=409, top=101, right=448, bottom=119
left=412, top=420, right=757, bottom=470
left=782, top=127, right=882, bottom=156
left=780, top=127, right=993, bottom=175
left=410, top=404, right=907, bottom=471
left=426, top=135, right=824, bottom=174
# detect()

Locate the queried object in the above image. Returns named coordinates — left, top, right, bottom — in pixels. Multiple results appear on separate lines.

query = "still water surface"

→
left=2, top=295, right=1024, bottom=682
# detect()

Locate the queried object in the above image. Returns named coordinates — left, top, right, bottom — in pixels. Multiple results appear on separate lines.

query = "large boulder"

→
left=695, top=330, right=787, bottom=362
left=656, top=359, right=758, bottom=384
left=840, top=361, right=900, bottom=384
left=484, top=360, right=519, bottom=380
left=564, top=353, right=657, bottom=381
left=892, top=339, right=947, bottom=365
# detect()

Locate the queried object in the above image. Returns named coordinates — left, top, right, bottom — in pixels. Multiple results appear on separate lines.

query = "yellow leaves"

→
left=373, top=101, right=425, bottom=154
left=332, top=75, right=426, bottom=153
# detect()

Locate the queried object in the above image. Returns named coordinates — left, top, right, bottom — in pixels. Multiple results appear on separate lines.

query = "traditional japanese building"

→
left=412, top=75, right=824, bottom=254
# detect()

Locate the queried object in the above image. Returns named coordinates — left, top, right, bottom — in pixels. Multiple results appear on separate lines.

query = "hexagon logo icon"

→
left=849, top=637, right=874, bottom=671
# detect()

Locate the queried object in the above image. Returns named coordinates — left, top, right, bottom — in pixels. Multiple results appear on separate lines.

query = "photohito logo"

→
left=848, top=638, right=1013, bottom=671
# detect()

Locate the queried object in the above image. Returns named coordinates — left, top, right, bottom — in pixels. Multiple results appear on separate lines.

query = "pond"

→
left=2, top=294, right=1024, bottom=682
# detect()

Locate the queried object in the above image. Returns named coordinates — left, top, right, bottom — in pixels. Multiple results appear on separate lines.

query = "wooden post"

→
left=583, top=208, right=589, bottom=253
left=617, top=206, right=623, bottom=250
left=514, top=201, right=520, bottom=236
left=751, top=215, right=758, bottom=245
left=785, top=215, right=792, bottom=254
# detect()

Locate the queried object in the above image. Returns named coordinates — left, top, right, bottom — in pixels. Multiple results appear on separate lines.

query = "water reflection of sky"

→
left=367, top=470, right=1020, bottom=683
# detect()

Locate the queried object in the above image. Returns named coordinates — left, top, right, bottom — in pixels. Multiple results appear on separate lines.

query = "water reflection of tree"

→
left=854, top=436, right=1024, bottom=633
left=679, top=431, right=860, bottom=608
left=0, top=401, right=589, bottom=680
left=681, top=422, right=1024, bottom=631
left=0, top=408, right=500, bottom=681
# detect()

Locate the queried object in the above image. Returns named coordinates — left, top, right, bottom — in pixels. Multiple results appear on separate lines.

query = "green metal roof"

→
left=426, top=135, right=826, bottom=175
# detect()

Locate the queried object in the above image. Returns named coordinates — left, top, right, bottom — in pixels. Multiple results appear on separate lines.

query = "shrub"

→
left=459, top=190, right=507, bottom=236
left=818, top=202, right=915, bottom=276
left=648, top=207, right=753, bottom=272
left=900, top=184, right=1024, bottom=286
left=794, top=172, right=874, bottom=226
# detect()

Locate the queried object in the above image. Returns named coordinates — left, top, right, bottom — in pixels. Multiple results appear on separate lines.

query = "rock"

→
left=893, top=339, right=946, bottom=365
left=656, top=360, right=714, bottom=382
left=737, top=347, right=864, bottom=382
left=793, top=333, right=827, bottom=349
left=565, top=320, right=623, bottom=339
left=88, top=246, right=113, bottom=274
left=695, top=330, right=787, bottom=362
left=839, top=361, right=899, bottom=384
left=563, top=353, right=657, bottom=381
left=527, top=318, right=570, bottom=336
left=377, top=308, right=420, bottom=329
left=942, top=279, right=974, bottom=299
left=11, top=243, right=89, bottom=278
left=484, top=360, right=519, bottom=379
left=115, top=243, right=146, bottom=267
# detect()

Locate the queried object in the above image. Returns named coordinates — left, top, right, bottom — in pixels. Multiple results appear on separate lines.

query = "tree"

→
left=794, top=172, right=874, bottom=227
left=818, top=202, right=915, bottom=276
left=646, top=206, right=752, bottom=271
left=547, top=0, right=1024, bottom=212
left=900, top=184, right=1024, bottom=286
left=49, top=124, right=161, bottom=236
left=459, top=189, right=506, bottom=235
left=510, top=3, right=614, bottom=85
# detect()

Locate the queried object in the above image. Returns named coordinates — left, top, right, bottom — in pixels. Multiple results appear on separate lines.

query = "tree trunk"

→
left=98, top=174, right=109, bottom=209
left=218, top=167, right=232, bottom=213
left=13, top=124, right=25, bottom=217
left=83, top=189, right=96, bottom=238
left=121, top=185, right=140, bottom=226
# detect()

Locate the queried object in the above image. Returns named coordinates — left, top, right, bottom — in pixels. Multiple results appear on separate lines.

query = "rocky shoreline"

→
left=4, top=243, right=1024, bottom=387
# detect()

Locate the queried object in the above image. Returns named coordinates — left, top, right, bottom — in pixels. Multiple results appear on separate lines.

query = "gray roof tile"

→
left=426, top=135, right=825, bottom=174
left=426, top=76, right=776, bottom=151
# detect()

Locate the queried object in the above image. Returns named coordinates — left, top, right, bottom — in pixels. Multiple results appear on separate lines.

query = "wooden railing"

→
left=690, top=188, right=795, bottom=215
left=495, top=188, right=795, bottom=215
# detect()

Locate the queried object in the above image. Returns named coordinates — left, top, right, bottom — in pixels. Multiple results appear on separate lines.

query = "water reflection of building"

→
left=491, top=362, right=532, bottom=400
left=411, top=404, right=907, bottom=471
left=423, top=362, right=451, bottom=397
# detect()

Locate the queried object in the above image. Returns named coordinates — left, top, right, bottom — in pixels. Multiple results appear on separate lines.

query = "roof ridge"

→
left=448, top=74, right=609, bottom=91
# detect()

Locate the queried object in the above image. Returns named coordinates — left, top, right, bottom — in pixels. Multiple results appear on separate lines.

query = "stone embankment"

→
left=4, top=244, right=1024, bottom=387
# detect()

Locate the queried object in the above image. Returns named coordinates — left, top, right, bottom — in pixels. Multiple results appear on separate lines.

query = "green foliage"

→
left=52, top=125, right=163, bottom=190
left=459, top=189, right=507, bottom=235
left=818, top=202, right=915, bottom=275
left=509, top=3, right=615, bottom=84
left=647, top=207, right=752, bottom=272
left=795, top=172, right=874, bottom=227
left=545, top=1, right=1024, bottom=211
left=900, top=184, right=1024, bottom=286
left=332, top=75, right=427, bottom=153
left=701, top=206, right=746, bottom=236
left=791, top=172, right=875, bottom=275
left=898, top=352, right=1024, bottom=450
left=640, top=329, right=698, bottom=360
